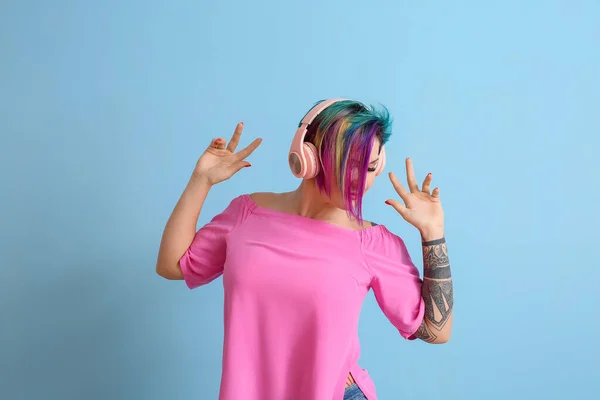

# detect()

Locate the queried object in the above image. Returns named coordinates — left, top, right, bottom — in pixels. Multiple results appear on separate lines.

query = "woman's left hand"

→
left=385, top=158, right=445, bottom=241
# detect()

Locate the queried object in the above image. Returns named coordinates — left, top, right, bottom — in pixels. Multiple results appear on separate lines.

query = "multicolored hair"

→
left=303, top=99, right=392, bottom=224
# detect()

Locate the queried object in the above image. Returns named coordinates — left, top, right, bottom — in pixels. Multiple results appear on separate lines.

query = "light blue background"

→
left=1, top=1, right=598, bottom=399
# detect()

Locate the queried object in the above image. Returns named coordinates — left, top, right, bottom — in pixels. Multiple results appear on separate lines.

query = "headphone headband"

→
left=298, top=98, right=349, bottom=127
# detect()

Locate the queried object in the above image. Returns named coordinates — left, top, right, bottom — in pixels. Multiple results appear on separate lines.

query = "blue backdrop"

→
left=1, top=1, right=598, bottom=399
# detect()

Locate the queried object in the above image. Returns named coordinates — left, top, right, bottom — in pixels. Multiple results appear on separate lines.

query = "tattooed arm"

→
left=385, top=158, right=453, bottom=343
left=412, top=236, right=453, bottom=344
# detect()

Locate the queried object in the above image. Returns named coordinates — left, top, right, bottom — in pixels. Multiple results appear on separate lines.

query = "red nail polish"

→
left=385, top=200, right=391, bottom=205
left=245, top=163, right=251, bottom=168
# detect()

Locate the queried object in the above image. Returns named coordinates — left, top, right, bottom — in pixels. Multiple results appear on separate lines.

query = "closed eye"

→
left=368, top=158, right=379, bottom=172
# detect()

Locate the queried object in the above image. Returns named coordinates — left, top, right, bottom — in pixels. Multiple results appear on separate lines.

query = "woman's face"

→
left=328, top=138, right=382, bottom=210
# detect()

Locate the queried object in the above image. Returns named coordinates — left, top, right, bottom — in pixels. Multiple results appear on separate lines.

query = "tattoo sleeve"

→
left=413, top=237, right=453, bottom=343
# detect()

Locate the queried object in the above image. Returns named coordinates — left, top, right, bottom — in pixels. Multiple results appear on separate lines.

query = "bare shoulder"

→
left=248, top=191, right=278, bottom=207
left=249, top=192, right=289, bottom=211
left=250, top=192, right=380, bottom=230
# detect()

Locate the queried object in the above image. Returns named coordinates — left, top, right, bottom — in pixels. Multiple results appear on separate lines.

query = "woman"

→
left=156, top=99, right=454, bottom=400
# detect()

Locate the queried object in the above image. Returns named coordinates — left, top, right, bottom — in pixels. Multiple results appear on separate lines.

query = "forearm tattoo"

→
left=414, top=237, right=453, bottom=343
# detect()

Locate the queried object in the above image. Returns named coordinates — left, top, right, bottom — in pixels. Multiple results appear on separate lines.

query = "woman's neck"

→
left=284, top=180, right=349, bottom=223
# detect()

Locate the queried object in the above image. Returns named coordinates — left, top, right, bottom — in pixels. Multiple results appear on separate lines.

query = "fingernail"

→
left=245, top=163, right=251, bottom=168
left=240, top=122, right=244, bottom=125
left=428, top=173, right=432, bottom=176
left=214, top=140, right=219, bottom=145
left=385, top=200, right=391, bottom=205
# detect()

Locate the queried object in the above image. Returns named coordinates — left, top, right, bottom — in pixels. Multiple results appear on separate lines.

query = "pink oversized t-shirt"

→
left=179, top=194, right=425, bottom=400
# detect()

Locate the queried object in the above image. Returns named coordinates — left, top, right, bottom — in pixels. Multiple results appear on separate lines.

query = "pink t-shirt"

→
left=179, top=194, right=425, bottom=400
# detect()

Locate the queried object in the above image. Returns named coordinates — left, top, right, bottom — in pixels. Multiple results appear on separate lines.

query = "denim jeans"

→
left=343, top=383, right=368, bottom=400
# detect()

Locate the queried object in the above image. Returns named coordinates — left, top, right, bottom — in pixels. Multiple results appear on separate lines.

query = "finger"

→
left=235, top=137, right=263, bottom=160
left=216, top=137, right=227, bottom=149
left=388, top=172, right=410, bottom=203
left=231, top=159, right=252, bottom=172
left=227, top=122, right=244, bottom=152
left=385, top=199, right=409, bottom=218
left=422, top=172, right=432, bottom=194
left=208, top=137, right=227, bottom=150
left=406, top=158, right=419, bottom=192
left=432, top=187, right=441, bottom=198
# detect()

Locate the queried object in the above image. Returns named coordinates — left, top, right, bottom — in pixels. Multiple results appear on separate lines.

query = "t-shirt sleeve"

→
left=364, top=228, right=425, bottom=339
left=179, top=194, right=250, bottom=290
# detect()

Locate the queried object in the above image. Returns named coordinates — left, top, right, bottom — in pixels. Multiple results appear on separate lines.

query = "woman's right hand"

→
left=193, top=122, right=262, bottom=186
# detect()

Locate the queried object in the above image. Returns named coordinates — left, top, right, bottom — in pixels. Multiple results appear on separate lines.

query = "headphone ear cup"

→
left=303, top=142, right=320, bottom=179
left=375, top=146, right=386, bottom=176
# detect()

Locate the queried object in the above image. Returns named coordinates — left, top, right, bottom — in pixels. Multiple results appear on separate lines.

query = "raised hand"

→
left=194, top=122, right=262, bottom=186
left=385, top=158, right=445, bottom=240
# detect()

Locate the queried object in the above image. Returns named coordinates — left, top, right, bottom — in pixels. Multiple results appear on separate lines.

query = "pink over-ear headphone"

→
left=288, top=98, right=386, bottom=179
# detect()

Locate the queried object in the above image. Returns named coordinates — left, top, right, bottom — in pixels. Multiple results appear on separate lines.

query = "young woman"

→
left=156, top=99, right=454, bottom=400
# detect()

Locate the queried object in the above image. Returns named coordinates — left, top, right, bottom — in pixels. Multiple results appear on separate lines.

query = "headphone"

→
left=288, top=98, right=386, bottom=179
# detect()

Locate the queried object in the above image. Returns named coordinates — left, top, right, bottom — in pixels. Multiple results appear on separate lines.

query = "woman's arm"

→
left=156, top=175, right=212, bottom=280
left=155, top=123, right=262, bottom=280
left=412, top=235, right=453, bottom=343
left=384, top=158, right=453, bottom=344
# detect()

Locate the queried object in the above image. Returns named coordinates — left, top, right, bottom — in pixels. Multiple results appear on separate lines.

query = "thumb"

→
left=385, top=199, right=409, bottom=218
left=230, top=160, right=252, bottom=173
